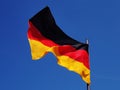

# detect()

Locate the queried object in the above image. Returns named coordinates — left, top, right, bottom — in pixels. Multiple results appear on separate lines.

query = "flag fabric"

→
left=27, top=6, right=90, bottom=84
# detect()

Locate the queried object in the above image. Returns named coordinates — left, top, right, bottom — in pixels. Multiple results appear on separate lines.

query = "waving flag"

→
left=27, top=6, right=90, bottom=84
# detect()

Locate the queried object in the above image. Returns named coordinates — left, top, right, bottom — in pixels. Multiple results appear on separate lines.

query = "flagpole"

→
left=86, top=39, right=90, bottom=90
left=87, top=84, right=90, bottom=90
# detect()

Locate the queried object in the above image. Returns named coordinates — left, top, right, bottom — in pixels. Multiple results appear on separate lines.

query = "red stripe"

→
left=57, top=46, right=90, bottom=69
left=28, top=21, right=90, bottom=69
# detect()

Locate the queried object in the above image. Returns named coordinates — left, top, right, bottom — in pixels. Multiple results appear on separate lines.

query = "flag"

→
left=27, top=6, right=90, bottom=84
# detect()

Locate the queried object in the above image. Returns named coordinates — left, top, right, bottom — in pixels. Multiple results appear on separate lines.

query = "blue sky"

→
left=0, top=0, right=120, bottom=90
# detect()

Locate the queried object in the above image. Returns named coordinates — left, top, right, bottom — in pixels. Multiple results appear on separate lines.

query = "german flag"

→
left=27, top=6, right=90, bottom=84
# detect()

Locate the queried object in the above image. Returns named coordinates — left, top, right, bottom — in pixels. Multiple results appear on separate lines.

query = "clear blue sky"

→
left=0, top=0, right=120, bottom=90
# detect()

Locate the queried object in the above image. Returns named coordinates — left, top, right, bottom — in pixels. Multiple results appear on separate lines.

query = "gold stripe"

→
left=28, top=39, right=50, bottom=60
left=28, top=39, right=90, bottom=84
left=57, top=55, right=90, bottom=84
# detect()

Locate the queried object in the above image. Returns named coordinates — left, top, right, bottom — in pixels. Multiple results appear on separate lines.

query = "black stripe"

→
left=29, top=6, right=88, bottom=52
